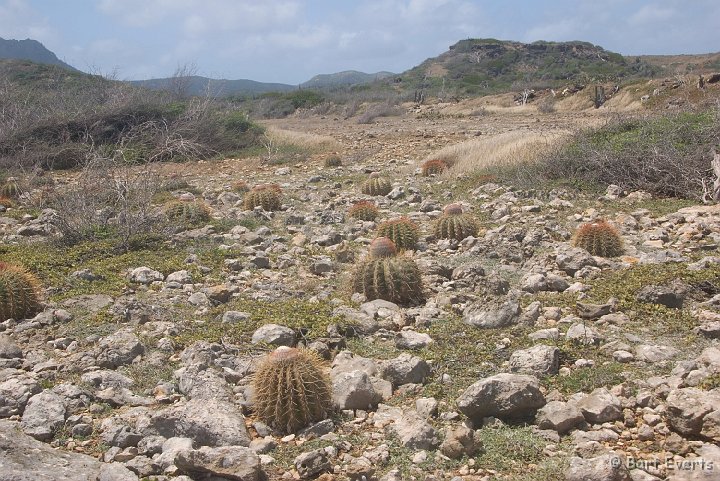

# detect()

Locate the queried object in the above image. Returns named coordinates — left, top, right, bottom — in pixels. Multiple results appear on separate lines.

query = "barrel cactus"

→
left=421, top=159, right=448, bottom=176
left=0, top=263, right=41, bottom=321
left=572, top=220, right=624, bottom=257
left=253, top=346, right=332, bottom=434
left=352, top=237, right=424, bottom=306
left=165, top=199, right=211, bottom=225
left=348, top=201, right=379, bottom=221
left=232, top=180, right=250, bottom=193
left=376, top=217, right=419, bottom=251
left=0, top=178, right=21, bottom=199
left=244, top=184, right=282, bottom=211
left=360, top=172, right=392, bottom=196
left=324, top=155, right=342, bottom=167
left=434, top=204, right=479, bottom=241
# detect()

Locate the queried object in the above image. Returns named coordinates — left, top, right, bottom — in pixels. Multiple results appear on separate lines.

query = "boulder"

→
left=457, top=373, right=545, bottom=423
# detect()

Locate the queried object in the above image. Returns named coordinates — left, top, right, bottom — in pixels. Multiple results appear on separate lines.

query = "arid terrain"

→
left=1, top=76, right=720, bottom=481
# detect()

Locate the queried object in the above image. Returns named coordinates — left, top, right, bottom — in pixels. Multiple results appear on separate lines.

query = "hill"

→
left=394, top=38, right=662, bottom=96
left=300, top=70, right=395, bottom=89
left=130, top=76, right=296, bottom=97
left=0, top=37, right=76, bottom=71
left=629, top=52, right=720, bottom=75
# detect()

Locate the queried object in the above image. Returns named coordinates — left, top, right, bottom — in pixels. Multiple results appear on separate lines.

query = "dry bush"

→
left=265, top=128, right=340, bottom=151
left=357, top=101, right=405, bottom=124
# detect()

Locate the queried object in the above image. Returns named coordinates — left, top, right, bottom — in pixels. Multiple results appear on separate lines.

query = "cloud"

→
left=629, top=5, right=676, bottom=25
left=0, top=0, right=54, bottom=41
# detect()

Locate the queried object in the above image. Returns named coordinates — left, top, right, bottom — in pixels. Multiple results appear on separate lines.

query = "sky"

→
left=1, top=0, right=719, bottom=84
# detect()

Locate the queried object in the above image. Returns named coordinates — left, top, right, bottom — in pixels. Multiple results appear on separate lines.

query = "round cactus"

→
left=369, top=236, right=397, bottom=258
left=0, top=263, right=41, bottom=321
left=352, top=242, right=424, bottom=306
left=0, top=196, right=14, bottom=208
left=165, top=199, right=211, bottom=225
left=360, top=173, right=392, bottom=196
left=0, top=178, right=22, bottom=199
left=232, top=180, right=250, bottom=193
left=244, top=184, right=282, bottom=211
left=348, top=201, right=379, bottom=221
left=434, top=204, right=479, bottom=241
left=572, top=220, right=624, bottom=257
left=421, top=159, right=448, bottom=176
left=376, top=217, right=419, bottom=251
left=252, top=347, right=332, bottom=434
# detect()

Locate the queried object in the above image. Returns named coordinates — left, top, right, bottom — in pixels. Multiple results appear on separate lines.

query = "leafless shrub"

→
left=356, top=101, right=405, bottom=124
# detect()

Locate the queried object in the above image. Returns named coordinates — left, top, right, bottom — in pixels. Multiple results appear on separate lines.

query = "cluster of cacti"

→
left=376, top=217, right=419, bottom=251
left=360, top=172, right=392, bottom=196
left=252, top=346, right=332, bottom=434
left=0, top=178, right=21, bottom=199
left=232, top=180, right=250, bottom=193
left=244, top=184, right=282, bottom=211
left=165, top=199, right=211, bottom=225
left=348, top=201, right=379, bottom=221
left=421, top=158, right=448, bottom=176
left=352, top=237, right=424, bottom=306
left=0, top=263, right=41, bottom=321
left=572, top=220, right=624, bottom=257
left=324, top=155, right=342, bottom=167
left=434, top=204, right=479, bottom=241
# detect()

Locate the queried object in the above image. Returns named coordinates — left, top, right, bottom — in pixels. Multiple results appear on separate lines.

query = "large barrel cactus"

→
left=434, top=203, right=479, bottom=241
left=572, top=220, right=624, bottom=257
left=352, top=237, right=424, bottom=306
left=376, top=217, right=419, bottom=251
left=244, top=184, right=282, bottom=211
left=165, top=199, right=212, bottom=225
left=360, top=172, right=392, bottom=196
left=0, top=263, right=41, bottom=321
left=252, top=346, right=332, bottom=434
left=348, top=200, right=379, bottom=221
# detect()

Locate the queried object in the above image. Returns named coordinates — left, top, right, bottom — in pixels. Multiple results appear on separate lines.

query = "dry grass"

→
left=423, top=130, right=569, bottom=176
left=264, top=127, right=341, bottom=152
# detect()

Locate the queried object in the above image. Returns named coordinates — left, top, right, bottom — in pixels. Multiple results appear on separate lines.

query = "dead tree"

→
left=702, top=148, right=720, bottom=203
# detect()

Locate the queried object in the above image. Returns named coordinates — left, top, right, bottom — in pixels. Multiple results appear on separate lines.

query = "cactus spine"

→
left=352, top=237, right=424, bottom=306
left=244, top=184, right=282, bottom=211
left=360, top=172, right=392, bottom=196
left=572, top=220, right=624, bottom=257
left=434, top=204, right=479, bottom=240
left=0, top=263, right=41, bottom=321
left=252, top=347, right=332, bottom=434
left=348, top=201, right=379, bottom=221
left=376, top=217, right=419, bottom=251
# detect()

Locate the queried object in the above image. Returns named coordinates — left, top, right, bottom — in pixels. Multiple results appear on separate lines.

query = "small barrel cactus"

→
left=244, top=184, right=282, bottom=211
left=352, top=237, right=424, bottom=305
left=434, top=204, right=479, bottom=241
left=348, top=201, right=379, bottom=221
left=421, top=159, right=448, bottom=176
left=0, top=178, right=21, bottom=199
left=252, top=346, right=332, bottom=434
left=360, top=172, right=392, bottom=196
left=572, top=220, right=624, bottom=257
left=0, top=263, right=41, bottom=321
left=376, top=217, right=419, bottom=251
left=165, top=199, right=211, bottom=225
left=232, top=180, right=250, bottom=193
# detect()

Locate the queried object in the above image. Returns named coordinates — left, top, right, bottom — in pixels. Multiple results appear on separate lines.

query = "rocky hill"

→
left=395, top=39, right=661, bottom=96
left=0, top=37, right=76, bottom=71
left=130, top=75, right=296, bottom=97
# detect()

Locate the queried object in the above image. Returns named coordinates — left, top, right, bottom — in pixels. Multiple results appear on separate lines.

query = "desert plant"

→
left=348, top=200, right=379, bottom=221
left=243, top=184, right=282, bottom=211
left=360, top=172, right=392, bottom=196
left=0, top=262, right=41, bottom=321
left=165, top=199, right=211, bottom=225
left=572, top=220, right=624, bottom=257
left=376, top=217, right=420, bottom=251
left=434, top=203, right=479, bottom=240
left=421, top=158, right=448, bottom=176
left=324, top=155, right=342, bottom=167
left=352, top=237, right=424, bottom=305
left=0, top=196, right=14, bottom=208
left=0, top=178, right=21, bottom=199
left=232, top=180, right=250, bottom=193
left=252, top=346, right=332, bottom=434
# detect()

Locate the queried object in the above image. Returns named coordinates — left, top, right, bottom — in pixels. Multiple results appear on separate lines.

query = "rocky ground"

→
left=1, top=105, right=719, bottom=481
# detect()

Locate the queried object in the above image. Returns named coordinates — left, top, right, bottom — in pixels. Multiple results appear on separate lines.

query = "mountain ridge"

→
left=0, top=37, right=76, bottom=71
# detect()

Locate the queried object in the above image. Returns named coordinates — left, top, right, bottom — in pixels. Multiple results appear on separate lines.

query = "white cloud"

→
left=0, top=0, right=54, bottom=41
left=629, top=5, right=676, bottom=25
